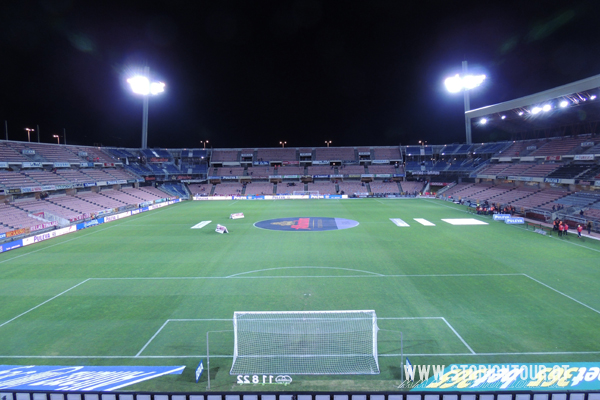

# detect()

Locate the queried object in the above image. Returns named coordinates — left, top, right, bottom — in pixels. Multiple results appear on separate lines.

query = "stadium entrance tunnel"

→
left=254, top=217, right=359, bottom=231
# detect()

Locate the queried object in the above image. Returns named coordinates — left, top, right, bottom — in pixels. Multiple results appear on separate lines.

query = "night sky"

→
left=1, top=0, right=600, bottom=149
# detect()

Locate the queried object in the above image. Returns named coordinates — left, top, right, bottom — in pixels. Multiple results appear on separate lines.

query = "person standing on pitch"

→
left=577, top=224, right=583, bottom=238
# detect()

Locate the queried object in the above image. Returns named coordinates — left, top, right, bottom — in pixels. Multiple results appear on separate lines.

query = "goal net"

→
left=293, top=190, right=319, bottom=196
left=230, top=310, right=380, bottom=375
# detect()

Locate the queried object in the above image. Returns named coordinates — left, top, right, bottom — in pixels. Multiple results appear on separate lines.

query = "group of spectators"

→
left=553, top=219, right=593, bottom=237
left=474, top=201, right=516, bottom=216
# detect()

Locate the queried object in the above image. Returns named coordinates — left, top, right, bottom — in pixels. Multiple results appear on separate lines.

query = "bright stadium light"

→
left=518, top=111, right=524, bottom=116
left=501, top=115, right=506, bottom=120
left=560, top=100, right=569, bottom=108
left=127, top=66, right=166, bottom=149
left=591, top=95, right=597, bottom=100
left=531, top=107, right=542, bottom=114
left=542, top=104, right=552, bottom=112
left=480, top=118, right=487, bottom=125
left=444, top=61, right=487, bottom=144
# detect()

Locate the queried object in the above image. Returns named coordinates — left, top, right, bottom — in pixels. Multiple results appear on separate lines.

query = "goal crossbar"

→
left=230, top=310, right=380, bottom=375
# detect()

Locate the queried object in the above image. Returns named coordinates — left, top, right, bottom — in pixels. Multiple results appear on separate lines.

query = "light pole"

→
left=418, top=140, right=427, bottom=147
left=127, top=67, right=165, bottom=149
left=200, top=140, right=209, bottom=149
left=279, top=141, right=287, bottom=148
left=325, top=140, right=332, bottom=147
left=25, top=128, right=34, bottom=142
left=53, top=134, right=60, bottom=144
left=444, top=61, right=486, bottom=144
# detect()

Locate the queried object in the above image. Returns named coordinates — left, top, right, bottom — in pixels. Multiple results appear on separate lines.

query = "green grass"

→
left=1, top=198, right=600, bottom=392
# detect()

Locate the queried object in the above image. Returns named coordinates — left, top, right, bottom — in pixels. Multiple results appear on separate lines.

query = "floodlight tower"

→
left=444, top=61, right=486, bottom=145
left=127, top=66, right=165, bottom=149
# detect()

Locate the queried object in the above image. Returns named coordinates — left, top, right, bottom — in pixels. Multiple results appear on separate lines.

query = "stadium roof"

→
left=466, top=74, right=600, bottom=136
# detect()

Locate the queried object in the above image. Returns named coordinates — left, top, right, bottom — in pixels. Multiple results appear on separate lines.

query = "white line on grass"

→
left=226, top=266, right=385, bottom=278
left=524, top=274, right=600, bottom=315
left=136, top=320, right=170, bottom=357
left=228, top=201, right=239, bottom=206
left=0, top=279, right=90, bottom=329
left=441, top=317, right=476, bottom=354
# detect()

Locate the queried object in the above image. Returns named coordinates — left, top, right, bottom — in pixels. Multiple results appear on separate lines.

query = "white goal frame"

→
left=230, top=310, right=380, bottom=375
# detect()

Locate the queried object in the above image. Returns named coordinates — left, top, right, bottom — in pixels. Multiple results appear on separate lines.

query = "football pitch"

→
left=1, top=198, right=600, bottom=392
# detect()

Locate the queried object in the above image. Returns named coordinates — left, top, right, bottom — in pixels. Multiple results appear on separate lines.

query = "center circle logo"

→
left=254, top=217, right=359, bottom=231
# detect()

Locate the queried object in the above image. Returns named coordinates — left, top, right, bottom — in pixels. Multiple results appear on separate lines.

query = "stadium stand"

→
left=277, top=166, right=304, bottom=175
left=372, top=147, right=401, bottom=160
left=247, top=166, right=274, bottom=178
left=306, top=181, right=336, bottom=194
left=307, top=165, right=335, bottom=175
left=256, top=148, right=296, bottom=161
left=337, top=181, right=368, bottom=195
left=213, top=182, right=244, bottom=195
left=528, top=136, right=582, bottom=156
left=315, top=147, right=355, bottom=161
left=188, top=183, right=213, bottom=195
left=338, top=165, right=365, bottom=174
left=367, top=165, right=395, bottom=174
left=369, top=181, right=400, bottom=194
left=212, top=167, right=244, bottom=176
left=400, top=181, right=425, bottom=194
left=244, top=182, right=274, bottom=195
left=211, top=149, right=239, bottom=162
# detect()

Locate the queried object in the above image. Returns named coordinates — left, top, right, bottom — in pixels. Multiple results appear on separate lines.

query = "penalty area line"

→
left=524, top=274, right=600, bottom=316
left=441, top=317, right=475, bottom=354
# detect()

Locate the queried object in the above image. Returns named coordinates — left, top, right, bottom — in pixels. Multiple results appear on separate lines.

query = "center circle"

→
left=254, top=217, right=359, bottom=231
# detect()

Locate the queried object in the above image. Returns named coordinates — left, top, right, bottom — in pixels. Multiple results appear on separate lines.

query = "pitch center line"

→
left=524, top=274, right=600, bottom=316
left=441, top=317, right=476, bottom=354
left=0, top=279, right=90, bottom=329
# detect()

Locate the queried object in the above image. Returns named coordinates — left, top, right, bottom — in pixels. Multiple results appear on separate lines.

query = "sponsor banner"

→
left=526, top=145, right=537, bottom=151
left=412, top=170, right=440, bottom=175
left=1, top=240, right=23, bottom=252
left=348, top=174, right=362, bottom=178
left=78, top=151, right=88, bottom=156
left=312, top=160, right=329, bottom=164
left=0, top=233, right=5, bottom=240
left=375, top=174, right=392, bottom=178
left=117, top=179, right=127, bottom=184
left=241, top=153, right=253, bottom=157
left=222, top=175, right=239, bottom=180
left=415, top=363, right=600, bottom=391
left=498, top=157, right=512, bottom=162
left=253, top=161, right=269, bottom=165
left=358, top=152, right=370, bottom=156
left=72, top=183, right=84, bottom=188
left=323, top=194, right=343, bottom=199
left=69, top=214, right=86, bottom=222
left=505, top=217, right=525, bottom=224
left=103, top=162, right=115, bottom=167
left=145, top=176, right=156, bottom=181
left=0, top=364, right=185, bottom=391
left=177, top=175, right=192, bottom=180
left=230, top=213, right=245, bottom=219
left=104, top=211, right=132, bottom=222
left=313, top=174, right=330, bottom=178
left=8, top=188, right=22, bottom=194
left=148, top=157, right=168, bottom=163
left=493, top=214, right=511, bottom=221
left=544, top=178, right=561, bottom=183
left=131, top=209, right=140, bottom=215
left=42, top=185, right=56, bottom=191
left=21, top=162, right=42, bottom=168
left=0, top=162, right=9, bottom=168
left=361, top=174, right=374, bottom=178
left=283, top=175, right=299, bottom=179
left=581, top=141, right=595, bottom=147
left=545, top=155, right=562, bottom=161
left=282, top=160, right=299, bottom=165
left=96, top=181, right=107, bottom=186
left=393, top=173, right=406, bottom=177
left=30, top=221, right=58, bottom=232
left=300, top=152, right=312, bottom=156
left=80, top=162, right=94, bottom=168
left=255, top=217, right=359, bottom=231
left=84, top=182, right=96, bottom=187
left=22, top=149, right=36, bottom=155
left=520, top=156, right=535, bottom=161
left=21, top=187, right=33, bottom=193
left=372, top=160, right=390, bottom=164
left=107, top=180, right=118, bottom=185
left=53, top=162, right=70, bottom=168
left=127, top=179, right=137, bottom=183
left=7, top=227, right=29, bottom=238
left=574, top=154, right=595, bottom=161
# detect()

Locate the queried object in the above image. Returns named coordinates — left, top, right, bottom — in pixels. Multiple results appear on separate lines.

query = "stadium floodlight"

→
left=501, top=115, right=506, bottom=120
left=560, top=100, right=569, bottom=108
left=480, top=118, right=487, bottom=125
left=518, top=111, right=524, bottom=116
left=531, top=106, right=542, bottom=115
left=280, top=141, right=287, bottom=147
left=200, top=140, right=209, bottom=149
left=25, top=127, right=34, bottom=142
left=230, top=310, right=380, bottom=375
left=325, top=140, right=332, bottom=147
left=542, top=104, right=552, bottom=112
left=53, top=134, right=60, bottom=144
left=127, top=66, right=165, bottom=149
left=444, top=61, right=486, bottom=144
left=591, top=95, right=597, bottom=100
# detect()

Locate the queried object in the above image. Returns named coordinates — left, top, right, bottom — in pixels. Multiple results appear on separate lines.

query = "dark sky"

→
left=1, top=0, right=600, bottom=149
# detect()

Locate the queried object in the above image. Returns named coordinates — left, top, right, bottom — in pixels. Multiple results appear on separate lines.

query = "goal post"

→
left=230, top=310, right=380, bottom=375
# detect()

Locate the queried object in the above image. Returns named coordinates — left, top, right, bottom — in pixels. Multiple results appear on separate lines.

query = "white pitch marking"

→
left=191, top=221, right=211, bottom=229
left=226, top=266, right=385, bottom=278
left=441, top=317, right=476, bottom=354
left=442, top=218, right=488, bottom=226
left=136, top=320, right=171, bottom=357
left=390, top=218, right=410, bottom=227
left=414, top=218, right=435, bottom=226
left=524, top=274, right=600, bottom=316
left=0, top=279, right=90, bottom=329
